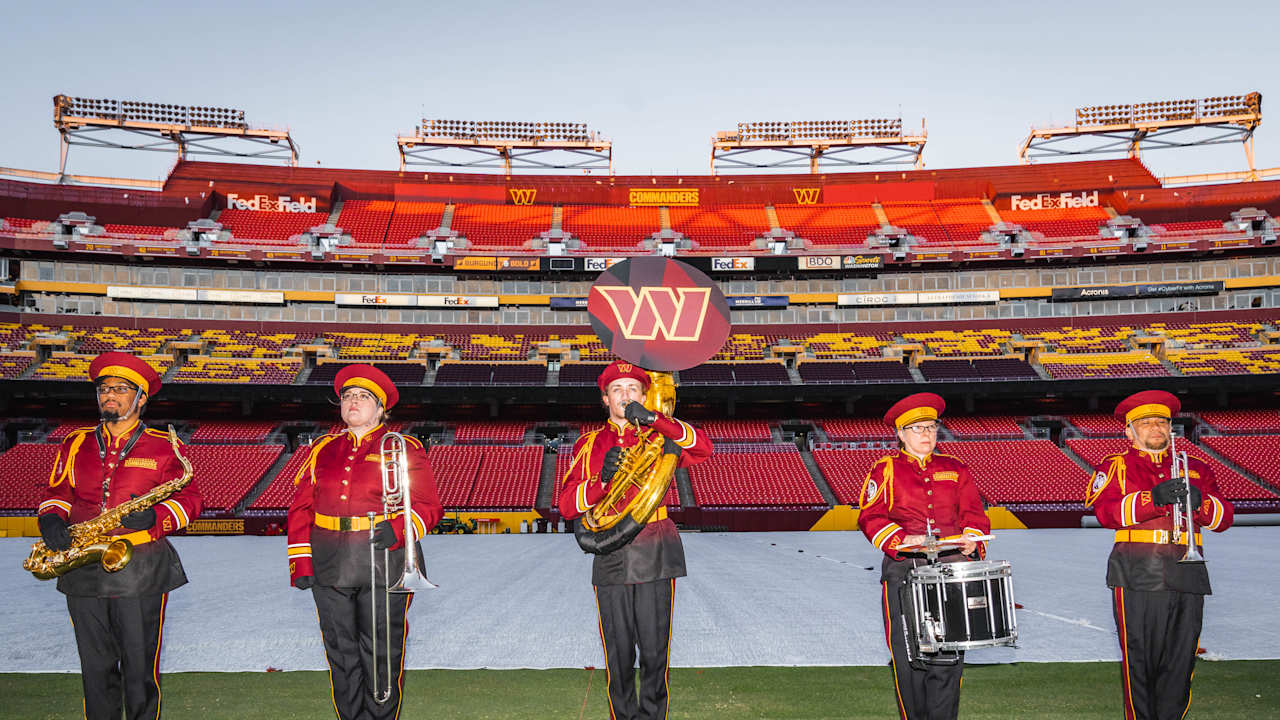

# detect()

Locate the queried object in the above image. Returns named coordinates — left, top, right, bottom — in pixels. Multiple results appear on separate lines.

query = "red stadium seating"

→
left=386, top=202, right=446, bottom=246
left=811, top=448, right=892, bottom=505
left=1066, top=414, right=1126, bottom=437
left=217, top=209, right=329, bottom=245
left=185, top=444, right=285, bottom=513
left=450, top=204, right=551, bottom=248
left=47, top=421, right=94, bottom=443
left=1198, top=411, right=1280, bottom=434
left=697, top=420, right=771, bottom=442
left=940, top=440, right=1087, bottom=504
left=454, top=422, right=529, bottom=444
left=1200, top=435, right=1280, bottom=492
left=335, top=200, right=394, bottom=246
left=688, top=449, right=823, bottom=507
left=561, top=206, right=659, bottom=248
left=943, top=416, right=1025, bottom=439
left=668, top=205, right=770, bottom=248
left=0, top=443, right=60, bottom=510
left=190, top=421, right=280, bottom=443
left=773, top=203, right=881, bottom=246
left=821, top=418, right=895, bottom=442
left=426, top=445, right=484, bottom=507
left=466, top=446, right=542, bottom=508
left=247, top=447, right=310, bottom=511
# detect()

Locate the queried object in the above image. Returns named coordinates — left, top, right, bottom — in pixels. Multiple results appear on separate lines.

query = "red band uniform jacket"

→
left=858, top=450, right=990, bottom=573
left=1087, top=446, right=1233, bottom=594
left=38, top=422, right=203, bottom=597
left=287, top=425, right=443, bottom=587
left=558, top=413, right=711, bottom=586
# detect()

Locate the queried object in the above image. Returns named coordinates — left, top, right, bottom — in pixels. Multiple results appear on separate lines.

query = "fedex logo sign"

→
left=1008, top=191, right=1099, bottom=211
left=226, top=193, right=319, bottom=212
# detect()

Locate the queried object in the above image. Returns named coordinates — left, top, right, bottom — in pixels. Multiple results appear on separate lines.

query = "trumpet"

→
left=369, top=431, right=436, bottom=705
left=1168, top=433, right=1205, bottom=565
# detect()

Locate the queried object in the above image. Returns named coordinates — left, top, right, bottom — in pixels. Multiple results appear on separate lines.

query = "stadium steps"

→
left=1058, top=441, right=1097, bottom=475
left=327, top=200, right=343, bottom=227
left=1155, top=354, right=1184, bottom=376
left=440, top=204, right=455, bottom=231
left=908, top=365, right=926, bottom=383
left=16, top=357, right=41, bottom=380
left=872, top=203, right=890, bottom=227
left=658, top=207, right=671, bottom=231
left=786, top=365, right=803, bottom=385
left=981, top=199, right=1002, bottom=224
left=160, top=357, right=186, bottom=383
left=546, top=367, right=558, bottom=387
left=1193, top=436, right=1278, bottom=495
left=536, top=448, right=558, bottom=508
left=765, top=205, right=781, bottom=230
left=294, top=365, right=314, bottom=384
left=799, top=448, right=838, bottom=506
left=550, top=206, right=563, bottom=231
left=674, top=467, right=695, bottom=507
left=234, top=448, right=299, bottom=514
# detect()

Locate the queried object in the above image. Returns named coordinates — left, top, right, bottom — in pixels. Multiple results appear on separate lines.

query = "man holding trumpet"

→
left=288, top=364, right=442, bottom=720
left=1085, top=391, right=1234, bottom=720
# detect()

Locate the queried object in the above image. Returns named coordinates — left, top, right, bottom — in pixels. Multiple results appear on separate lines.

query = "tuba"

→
left=575, top=372, right=680, bottom=555
left=24, top=426, right=194, bottom=580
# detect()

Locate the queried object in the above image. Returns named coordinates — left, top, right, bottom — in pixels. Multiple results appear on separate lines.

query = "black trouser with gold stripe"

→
left=1111, top=587, right=1203, bottom=720
left=66, top=593, right=168, bottom=720
left=881, top=558, right=963, bottom=720
left=594, top=578, right=675, bottom=720
left=312, top=585, right=412, bottom=720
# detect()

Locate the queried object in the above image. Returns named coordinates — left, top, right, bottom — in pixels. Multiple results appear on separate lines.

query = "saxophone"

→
left=24, top=426, right=194, bottom=581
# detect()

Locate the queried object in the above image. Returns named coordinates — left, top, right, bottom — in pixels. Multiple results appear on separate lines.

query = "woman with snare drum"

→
left=857, top=392, right=990, bottom=720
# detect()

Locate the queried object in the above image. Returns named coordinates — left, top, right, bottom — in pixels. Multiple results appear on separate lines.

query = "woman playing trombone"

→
left=288, top=364, right=443, bottom=720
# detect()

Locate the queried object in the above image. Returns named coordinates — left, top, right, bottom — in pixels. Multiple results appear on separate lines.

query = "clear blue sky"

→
left=3, top=0, right=1277, bottom=181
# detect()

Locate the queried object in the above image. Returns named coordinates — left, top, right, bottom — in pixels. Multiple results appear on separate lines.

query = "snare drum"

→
left=905, top=559, right=1017, bottom=655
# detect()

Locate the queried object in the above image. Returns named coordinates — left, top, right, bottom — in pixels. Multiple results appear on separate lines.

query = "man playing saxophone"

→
left=287, top=364, right=442, bottom=720
left=34, top=351, right=203, bottom=720
left=1085, top=391, right=1234, bottom=720
left=558, top=360, right=711, bottom=720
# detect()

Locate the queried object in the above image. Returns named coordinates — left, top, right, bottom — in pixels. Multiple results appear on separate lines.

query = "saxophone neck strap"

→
left=96, top=422, right=148, bottom=511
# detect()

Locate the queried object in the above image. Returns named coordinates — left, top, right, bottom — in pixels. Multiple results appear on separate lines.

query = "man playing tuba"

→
left=558, top=360, right=711, bottom=720
left=34, top=351, right=203, bottom=720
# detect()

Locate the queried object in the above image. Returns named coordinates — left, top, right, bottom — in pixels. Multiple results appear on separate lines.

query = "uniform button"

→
left=344, top=466, right=351, bottom=472
left=348, top=455, right=354, bottom=460
left=928, top=504, right=933, bottom=508
left=927, top=491, right=933, bottom=496
left=340, top=494, right=347, bottom=500
left=342, top=480, right=348, bottom=485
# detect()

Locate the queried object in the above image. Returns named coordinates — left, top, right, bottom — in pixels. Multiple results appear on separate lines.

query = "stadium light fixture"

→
left=714, top=117, right=924, bottom=173
left=401, top=118, right=610, bottom=173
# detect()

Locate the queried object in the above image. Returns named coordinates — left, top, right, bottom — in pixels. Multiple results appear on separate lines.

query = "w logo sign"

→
left=792, top=188, right=820, bottom=205
left=509, top=188, right=537, bottom=205
left=592, top=286, right=711, bottom=341
left=587, top=258, right=730, bottom=371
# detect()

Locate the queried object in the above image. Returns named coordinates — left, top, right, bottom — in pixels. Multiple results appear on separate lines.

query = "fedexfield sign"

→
left=225, top=193, right=319, bottom=212
left=1007, top=191, right=1099, bottom=211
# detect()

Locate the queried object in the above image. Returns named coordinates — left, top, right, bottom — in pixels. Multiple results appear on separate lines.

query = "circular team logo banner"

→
left=588, top=257, right=730, bottom=372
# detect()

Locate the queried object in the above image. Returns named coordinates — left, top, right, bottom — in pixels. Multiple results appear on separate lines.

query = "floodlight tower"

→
left=397, top=119, right=612, bottom=174
left=1018, top=92, right=1262, bottom=174
left=52, top=94, right=299, bottom=180
left=710, top=118, right=927, bottom=174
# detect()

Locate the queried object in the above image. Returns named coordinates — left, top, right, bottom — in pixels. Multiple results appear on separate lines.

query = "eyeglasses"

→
left=96, top=384, right=136, bottom=397
left=340, top=390, right=377, bottom=404
left=1131, top=418, right=1171, bottom=429
left=902, top=423, right=940, bottom=435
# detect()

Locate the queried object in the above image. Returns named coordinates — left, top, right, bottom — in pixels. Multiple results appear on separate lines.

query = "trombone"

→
left=1168, top=433, right=1206, bottom=565
left=369, top=431, right=437, bottom=704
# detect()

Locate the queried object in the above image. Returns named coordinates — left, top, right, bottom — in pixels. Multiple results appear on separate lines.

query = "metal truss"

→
left=54, top=95, right=298, bottom=179
left=710, top=119, right=927, bottom=174
left=1019, top=93, right=1262, bottom=170
left=396, top=136, right=612, bottom=173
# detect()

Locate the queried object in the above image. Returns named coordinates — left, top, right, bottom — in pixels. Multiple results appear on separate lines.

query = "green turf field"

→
left=2, top=661, right=1276, bottom=718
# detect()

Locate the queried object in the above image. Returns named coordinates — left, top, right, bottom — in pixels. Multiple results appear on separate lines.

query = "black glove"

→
left=1152, top=479, right=1188, bottom=507
left=624, top=401, right=656, bottom=426
left=121, top=497, right=157, bottom=530
left=663, top=437, right=683, bottom=458
left=295, top=576, right=314, bottom=590
left=1187, top=484, right=1203, bottom=510
left=371, top=519, right=397, bottom=550
left=38, top=513, right=72, bottom=551
left=600, top=446, right=623, bottom=485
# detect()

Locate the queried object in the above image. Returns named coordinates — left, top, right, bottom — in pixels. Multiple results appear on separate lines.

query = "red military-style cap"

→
left=334, top=363, right=399, bottom=410
left=89, top=351, right=162, bottom=397
left=1114, top=390, right=1180, bottom=426
left=883, top=392, right=946, bottom=430
left=597, top=360, right=652, bottom=393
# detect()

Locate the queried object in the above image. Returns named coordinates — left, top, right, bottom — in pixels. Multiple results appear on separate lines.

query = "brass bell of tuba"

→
left=575, top=371, right=680, bottom=555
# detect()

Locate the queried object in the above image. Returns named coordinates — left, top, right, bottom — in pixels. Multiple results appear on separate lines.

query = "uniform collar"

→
left=607, top=418, right=633, bottom=436
left=101, top=419, right=140, bottom=447
left=898, top=449, right=932, bottom=469
left=1133, top=444, right=1169, bottom=464
left=346, top=422, right=385, bottom=446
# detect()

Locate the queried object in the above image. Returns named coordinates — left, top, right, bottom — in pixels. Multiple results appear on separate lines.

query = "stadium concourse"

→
left=2, top=528, right=1278, bottom=673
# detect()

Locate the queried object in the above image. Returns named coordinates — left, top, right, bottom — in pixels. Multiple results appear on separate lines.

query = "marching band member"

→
left=287, top=364, right=442, bottom=720
left=857, top=392, right=988, bottom=720
left=1086, top=391, right=1234, bottom=720
left=558, top=360, right=711, bottom=720
left=35, top=351, right=203, bottom=720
